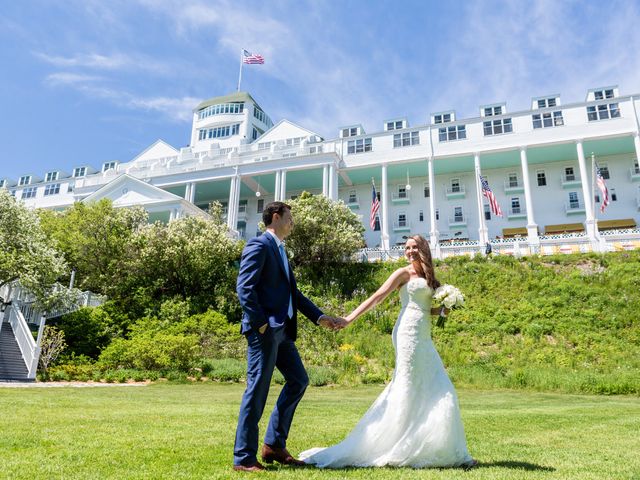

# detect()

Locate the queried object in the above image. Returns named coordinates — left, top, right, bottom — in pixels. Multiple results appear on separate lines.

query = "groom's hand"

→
left=318, top=315, right=340, bottom=331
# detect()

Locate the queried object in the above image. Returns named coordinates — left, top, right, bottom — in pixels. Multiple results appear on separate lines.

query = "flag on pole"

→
left=370, top=181, right=380, bottom=229
left=242, top=49, right=265, bottom=64
left=595, top=164, right=610, bottom=213
left=479, top=175, right=503, bottom=217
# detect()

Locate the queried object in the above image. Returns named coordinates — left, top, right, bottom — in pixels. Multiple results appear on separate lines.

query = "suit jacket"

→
left=236, top=232, right=323, bottom=341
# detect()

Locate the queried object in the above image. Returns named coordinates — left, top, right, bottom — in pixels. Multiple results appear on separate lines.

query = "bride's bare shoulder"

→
left=391, top=267, right=411, bottom=283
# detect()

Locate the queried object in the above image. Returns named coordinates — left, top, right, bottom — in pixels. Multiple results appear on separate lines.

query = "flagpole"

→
left=591, top=153, right=597, bottom=227
left=237, top=49, right=244, bottom=92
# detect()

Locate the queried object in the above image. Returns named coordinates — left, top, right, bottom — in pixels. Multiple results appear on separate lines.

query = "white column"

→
left=227, top=176, right=240, bottom=230
left=328, top=164, right=338, bottom=201
left=187, top=182, right=196, bottom=203
left=274, top=170, right=281, bottom=202
left=519, top=147, right=539, bottom=243
left=279, top=170, right=287, bottom=201
left=169, top=209, right=176, bottom=222
left=427, top=157, right=440, bottom=253
left=575, top=140, right=596, bottom=240
left=473, top=153, right=489, bottom=245
left=322, top=165, right=329, bottom=197
left=634, top=132, right=640, bottom=164
left=380, top=164, right=390, bottom=252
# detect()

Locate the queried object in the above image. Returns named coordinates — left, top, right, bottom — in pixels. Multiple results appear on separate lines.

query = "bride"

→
left=300, top=235, right=476, bottom=469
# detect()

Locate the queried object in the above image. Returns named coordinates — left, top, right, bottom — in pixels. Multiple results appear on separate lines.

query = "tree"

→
left=285, top=191, right=365, bottom=266
left=38, top=326, right=67, bottom=378
left=0, top=189, right=67, bottom=309
left=38, top=199, right=148, bottom=294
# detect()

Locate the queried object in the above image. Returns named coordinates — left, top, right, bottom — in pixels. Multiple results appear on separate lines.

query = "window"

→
left=19, top=175, right=31, bottom=186
left=587, top=103, right=620, bottom=121
left=594, top=89, right=615, bottom=100
left=508, top=173, right=519, bottom=188
left=309, top=145, right=323, bottom=154
left=45, top=171, right=59, bottom=182
left=238, top=200, right=248, bottom=213
left=453, top=206, right=464, bottom=222
left=198, top=102, right=244, bottom=120
left=634, top=159, right=640, bottom=175
left=511, top=197, right=521, bottom=214
left=568, top=191, right=580, bottom=208
left=397, top=185, right=407, bottom=199
left=419, top=210, right=424, bottom=222
left=599, top=164, right=610, bottom=179
left=484, top=106, right=503, bottom=116
left=256, top=199, right=264, bottom=213
left=73, top=167, right=86, bottom=178
left=0, top=180, right=5, bottom=189
left=21, top=186, right=37, bottom=199
left=434, top=113, right=452, bottom=124
left=439, top=125, right=466, bottom=142
left=537, top=97, right=557, bottom=108
left=532, top=111, right=564, bottom=128
left=342, top=127, right=359, bottom=137
left=423, top=182, right=430, bottom=198
left=348, top=190, right=357, bottom=203
left=484, top=204, right=491, bottom=220
left=252, top=126, right=264, bottom=141
left=347, top=138, right=372, bottom=154
left=386, top=120, right=403, bottom=130
left=257, top=141, right=272, bottom=150
left=397, top=213, right=407, bottom=227
left=44, top=183, right=60, bottom=196
left=610, top=188, right=617, bottom=201
left=537, top=170, right=546, bottom=186
left=102, top=162, right=117, bottom=173
left=450, top=178, right=461, bottom=193
left=393, top=131, right=419, bottom=147
left=435, top=209, right=440, bottom=220
left=199, top=124, right=240, bottom=140
left=484, top=118, right=512, bottom=136
left=253, top=107, right=272, bottom=127
left=565, top=167, right=575, bottom=182
left=282, top=153, right=297, bottom=158
left=285, top=137, right=303, bottom=146
left=373, top=216, right=381, bottom=231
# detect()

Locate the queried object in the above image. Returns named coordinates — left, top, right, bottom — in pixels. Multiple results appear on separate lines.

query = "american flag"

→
left=243, top=50, right=264, bottom=64
left=479, top=175, right=503, bottom=217
left=370, top=181, right=380, bottom=229
left=595, top=164, right=609, bottom=213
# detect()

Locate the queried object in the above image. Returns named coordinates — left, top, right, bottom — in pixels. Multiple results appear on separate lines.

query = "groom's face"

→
left=274, top=208, right=294, bottom=238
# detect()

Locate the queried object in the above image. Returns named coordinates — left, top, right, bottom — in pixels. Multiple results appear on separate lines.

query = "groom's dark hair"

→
left=263, top=201, right=292, bottom=226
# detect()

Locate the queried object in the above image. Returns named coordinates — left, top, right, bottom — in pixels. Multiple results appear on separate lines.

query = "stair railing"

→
left=7, top=301, right=39, bottom=379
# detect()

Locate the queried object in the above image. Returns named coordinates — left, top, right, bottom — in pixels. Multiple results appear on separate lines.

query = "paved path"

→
left=0, top=381, right=149, bottom=388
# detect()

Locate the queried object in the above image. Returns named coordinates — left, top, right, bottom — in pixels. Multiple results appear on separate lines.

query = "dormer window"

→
left=385, top=120, right=405, bottom=131
left=433, top=112, right=454, bottom=124
left=341, top=127, right=360, bottom=138
left=73, top=167, right=87, bottom=178
left=594, top=89, right=615, bottom=100
left=19, top=175, right=31, bottom=186
left=535, top=97, right=558, bottom=109
left=0, top=180, right=6, bottom=189
left=102, top=162, right=117, bottom=172
left=483, top=105, right=503, bottom=117
left=45, top=171, right=59, bottom=182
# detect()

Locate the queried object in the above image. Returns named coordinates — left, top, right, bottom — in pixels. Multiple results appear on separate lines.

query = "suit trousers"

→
left=233, top=325, right=309, bottom=466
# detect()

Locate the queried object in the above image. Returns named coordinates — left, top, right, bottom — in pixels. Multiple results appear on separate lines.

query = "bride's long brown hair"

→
left=406, top=235, right=440, bottom=290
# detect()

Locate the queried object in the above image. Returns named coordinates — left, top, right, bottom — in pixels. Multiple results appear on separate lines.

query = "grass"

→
left=1, top=383, right=639, bottom=479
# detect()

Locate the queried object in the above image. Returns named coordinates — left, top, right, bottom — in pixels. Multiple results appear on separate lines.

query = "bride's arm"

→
left=345, top=268, right=410, bottom=325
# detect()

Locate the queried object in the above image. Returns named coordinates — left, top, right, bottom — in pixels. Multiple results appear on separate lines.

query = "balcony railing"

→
left=565, top=201, right=585, bottom=214
left=393, top=220, right=411, bottom=231
left=448, top=215, right=467, bottom=226
left=561, top=173, right=581, bottom=188
left=508, top=206, right=527, bottom=218
left=392, top=192, right=410, bottom=203
left=446, top=185, right=466, bottom=199
left=346, top=196, right=359, bottom=208
left=504, top=179, right=524, bottom=193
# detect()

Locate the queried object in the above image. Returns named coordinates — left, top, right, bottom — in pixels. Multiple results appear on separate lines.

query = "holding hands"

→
left=318, top=315, right=349, bottom=331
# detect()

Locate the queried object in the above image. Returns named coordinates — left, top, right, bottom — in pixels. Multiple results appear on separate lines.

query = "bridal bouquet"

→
left=433, top=284, right=465, bottom=328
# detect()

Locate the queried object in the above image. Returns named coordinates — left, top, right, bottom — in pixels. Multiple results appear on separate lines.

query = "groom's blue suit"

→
left=234, top=232, right=324, bottom=467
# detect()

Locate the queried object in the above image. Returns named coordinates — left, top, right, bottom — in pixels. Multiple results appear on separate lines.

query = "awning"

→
left=502, top=227, right=528, bottom=238
left=544, top=223, right=585, bottom=234
left=597, top=218, right=637, bottom=231
left=440, top=229, right=469, bottom=241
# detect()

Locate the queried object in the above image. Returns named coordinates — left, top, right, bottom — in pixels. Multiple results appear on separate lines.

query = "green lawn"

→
left=1, top=384, right=639, bottom=480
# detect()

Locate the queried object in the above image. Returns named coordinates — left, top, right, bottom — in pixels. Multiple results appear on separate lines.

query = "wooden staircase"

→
left=0, top=320, right=30, bottom=381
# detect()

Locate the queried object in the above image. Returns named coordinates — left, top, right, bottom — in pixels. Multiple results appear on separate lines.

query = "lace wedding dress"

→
left=300, top=277, right=473, bottom=468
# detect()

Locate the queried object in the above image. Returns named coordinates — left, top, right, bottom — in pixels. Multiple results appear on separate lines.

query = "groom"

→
left=233, top=201, right=344, bottom=472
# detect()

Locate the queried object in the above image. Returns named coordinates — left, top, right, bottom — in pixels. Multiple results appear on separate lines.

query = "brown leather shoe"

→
left=261, top=444, right=305, bottom=466
left=233, top=461, right=266, bottom=472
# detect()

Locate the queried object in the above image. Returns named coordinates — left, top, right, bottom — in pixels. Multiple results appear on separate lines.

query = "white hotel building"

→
left=3, top=88, right=640, bottom=257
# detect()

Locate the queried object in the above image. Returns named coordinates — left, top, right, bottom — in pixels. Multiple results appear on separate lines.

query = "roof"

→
left=194, top=92, right=262, bottom=112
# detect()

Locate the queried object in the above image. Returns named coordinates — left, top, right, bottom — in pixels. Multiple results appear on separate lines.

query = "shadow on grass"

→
left=478, top=460, right=555, bottom=472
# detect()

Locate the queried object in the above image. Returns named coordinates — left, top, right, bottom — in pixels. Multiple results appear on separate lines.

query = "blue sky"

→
left=2, top=0, right=640, bottom=180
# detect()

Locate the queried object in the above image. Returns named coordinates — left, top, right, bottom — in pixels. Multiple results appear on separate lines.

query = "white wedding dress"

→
left=300, top=277, right=473, bottom=468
